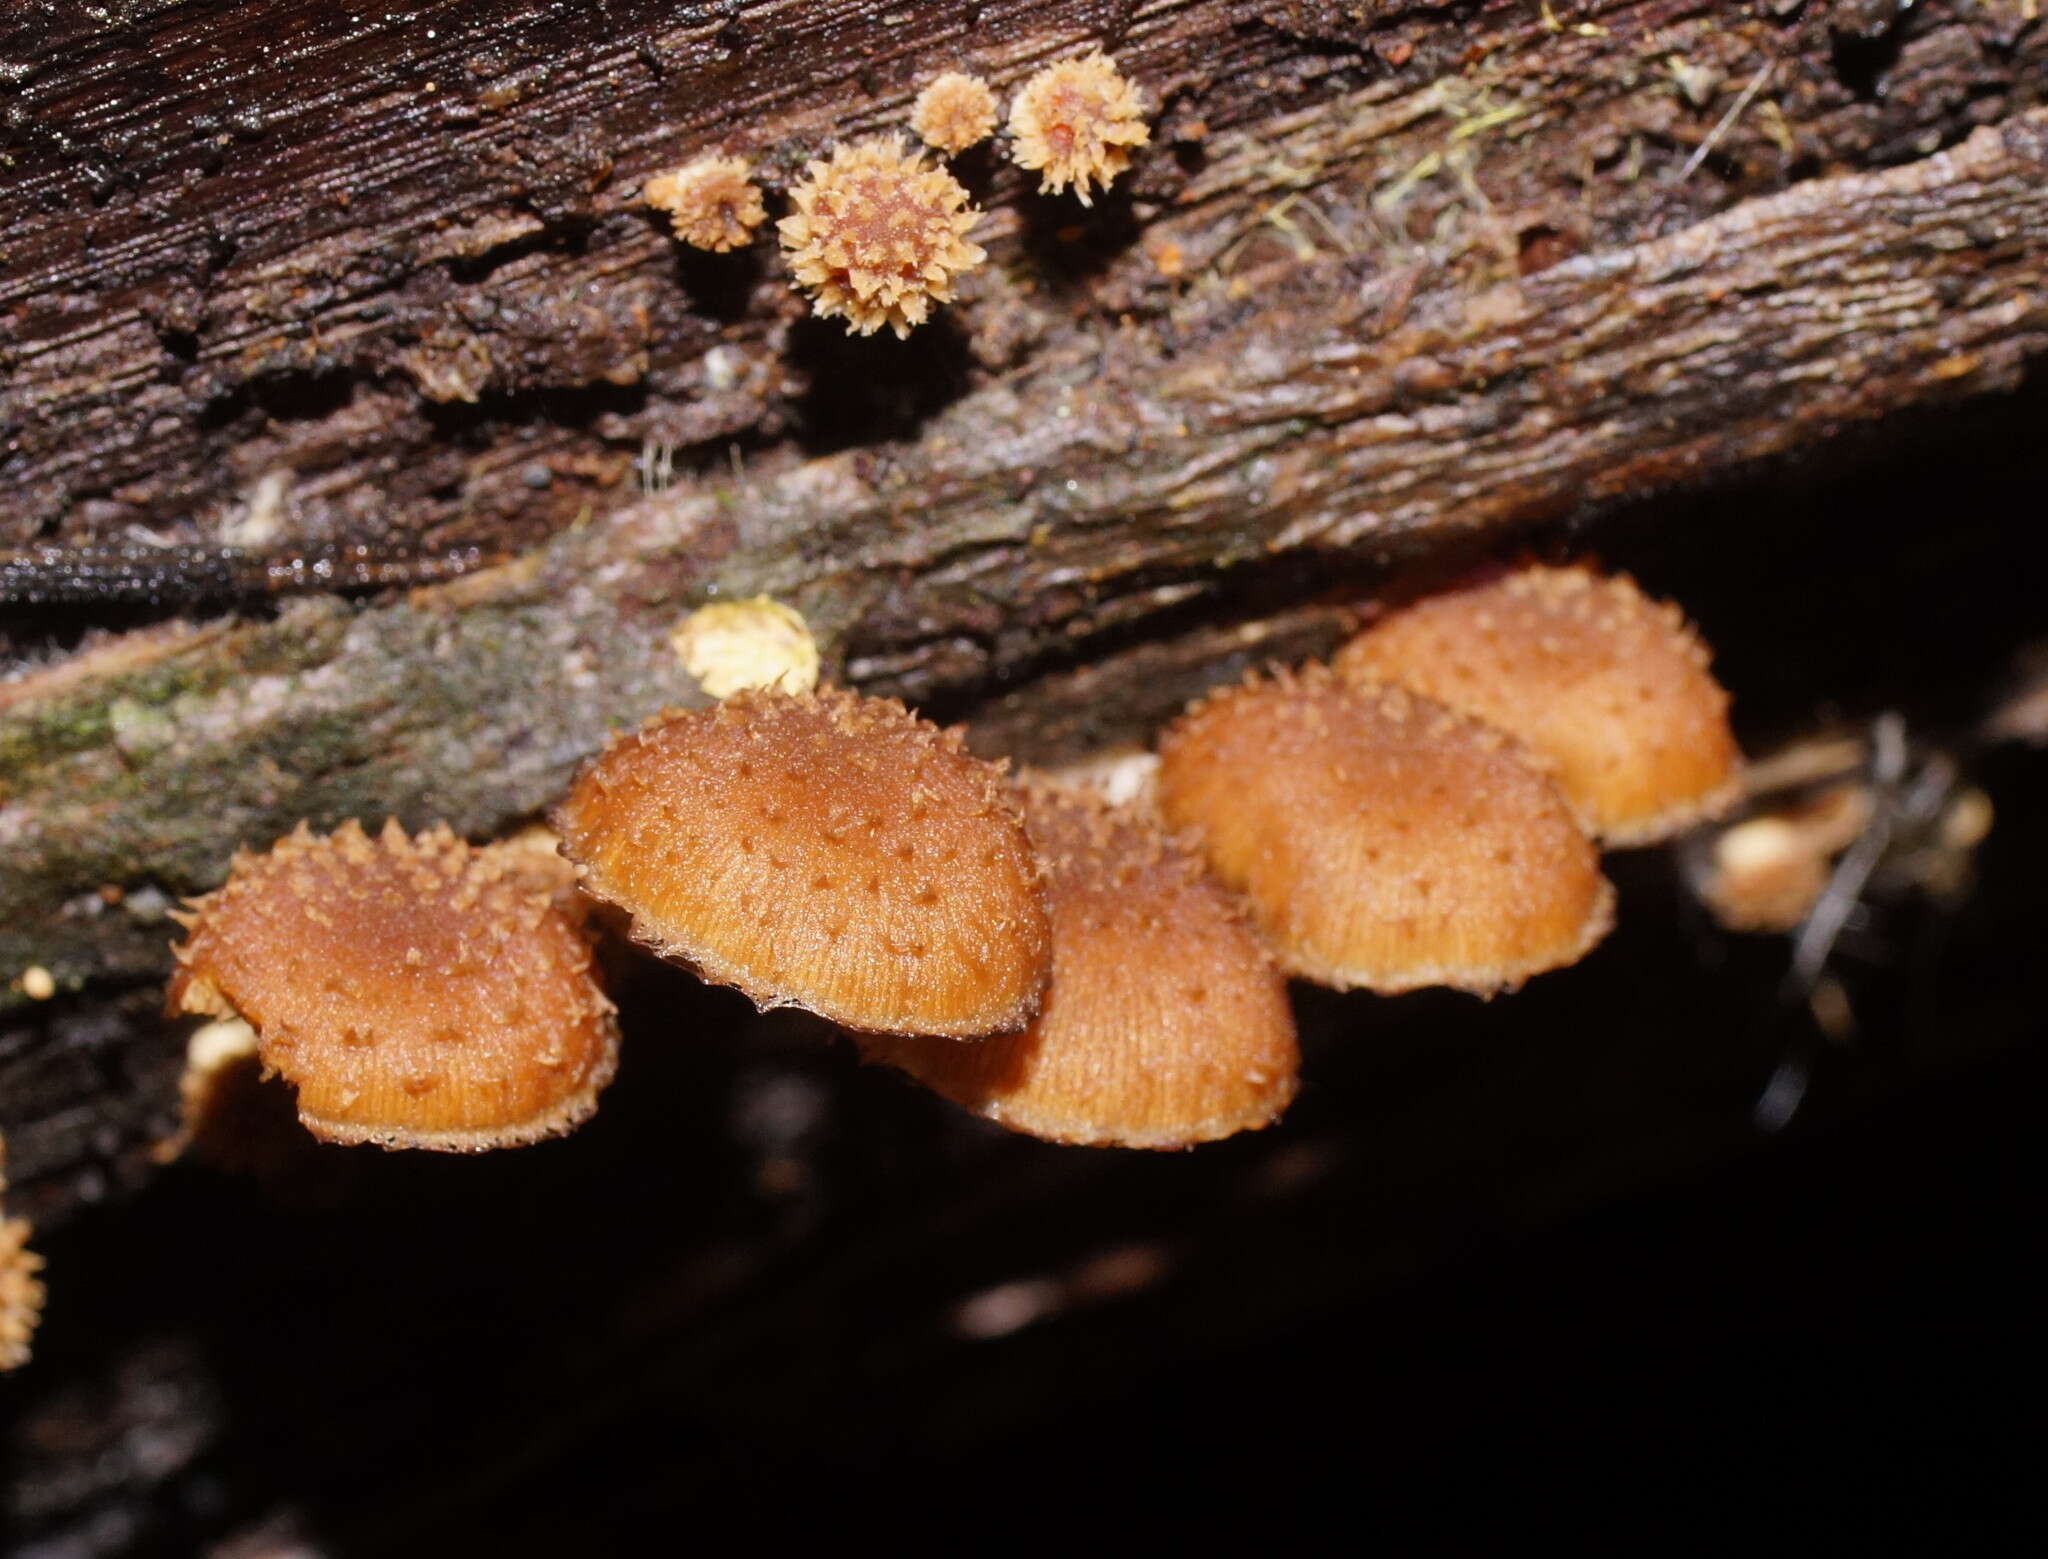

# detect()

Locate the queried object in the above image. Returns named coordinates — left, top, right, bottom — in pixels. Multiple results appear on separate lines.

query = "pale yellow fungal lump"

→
left=670, top=597, right=821, bottom=698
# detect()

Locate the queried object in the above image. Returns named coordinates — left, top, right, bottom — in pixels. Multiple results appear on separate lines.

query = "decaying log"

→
left=4, top=0, right=2044, bottom=562
left=6, top=5, right=2048, bottom=1549
left=6, top=104, right=2048, bottom=1003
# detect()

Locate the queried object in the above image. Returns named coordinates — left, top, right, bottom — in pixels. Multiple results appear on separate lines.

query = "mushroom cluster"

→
left=155, top=559, right=1737, bottom=1158
left=0, top=1136, right=45, bottom=1372
left=638, top=53, right=1150, bottom=335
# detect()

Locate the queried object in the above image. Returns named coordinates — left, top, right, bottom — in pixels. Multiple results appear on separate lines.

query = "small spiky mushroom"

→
left=1, top=1140, right=45, bottom=1372
left=863, top=780, right=1298, bottom=1148
left=1334, top=563, right=1742, bottom=846
left=167, top=820, right=620, bottom=1152
left=1006, top=52, right=1149, bottom=205
left=1156, top=667, right=1614, bottom=995
left=777, top=138, right=986, bottom=338
left=912, top=71, right=1000, bottom=154
left=554, top=687, right=1051, bottom=1037
left=642, top=155, right=768, bottom=252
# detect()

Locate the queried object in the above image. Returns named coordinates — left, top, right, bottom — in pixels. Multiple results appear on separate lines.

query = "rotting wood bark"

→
left=4, top=0, right=2043, bottom=565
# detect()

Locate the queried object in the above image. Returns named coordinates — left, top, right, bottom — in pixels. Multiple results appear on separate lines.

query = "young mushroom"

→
left=1, top=1139, right=46, bottom=1372
left=912, top=71, right=1000, bottom=155
left=1006, top=53, right=1149, bottom=205
left=862, top=779, right=1298, bottom=1148
left=1155, top=666, right=1614, bottom=995
left=553, top=687, right=1052, bottom=1038
left=642, top=154, right=768, bottom=252
left=166, top=820, right=620, bottom=1152
left=778, top=137, right=986, bottom=338
left=1333, top=562, right=1742, bottom=846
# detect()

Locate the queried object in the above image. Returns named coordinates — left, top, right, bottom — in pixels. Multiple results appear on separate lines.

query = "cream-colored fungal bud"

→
left=642, top=155, right=768, bottom=252
left=1007, top=52, right=1149, bottom=205
left=778, top=138, right=986, bottom=338
left=862, top=780, right=1298, bottom=1148
left=1335, top=562, right=1743, bottom=846
left=912, top=71, right=999, bottom=154
left=554, top=687, right=1051, bottom=1037
left=1698, top=784, right=1872, bottom=934
left=166, top=820, right=620, bottom=1152
left=1156, top=666, right=1614, bottom=995
left=670, top=596, right=821, bottom=698
left=1, top=1142, right=45, bottom=1373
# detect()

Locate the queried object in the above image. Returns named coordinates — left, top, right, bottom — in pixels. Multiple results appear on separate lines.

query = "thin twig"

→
left=1676, top=59, right=1774, bottom=184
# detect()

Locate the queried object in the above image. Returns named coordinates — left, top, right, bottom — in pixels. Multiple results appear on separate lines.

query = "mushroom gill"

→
left=553, top=687, right=1052, bottom=1038
left=1156, top=666, right=1614, bottom=995
left=862, top=779, right=1298, bottom=1148
left=1333, top=562, right=1742, bottom=845
left=166, top=819, right=620, bottom=1152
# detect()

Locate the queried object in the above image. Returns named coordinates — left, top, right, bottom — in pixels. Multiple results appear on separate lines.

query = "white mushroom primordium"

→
left=166, top=820, right=621, bottom=1151
left=1334, top=562, right=1743, bottom=846
left=862, top=779, right=1299, bottom=1148
left=553, top=687, right=1053, bottom=1038
left=1155, top=665, right=1615, bottom=995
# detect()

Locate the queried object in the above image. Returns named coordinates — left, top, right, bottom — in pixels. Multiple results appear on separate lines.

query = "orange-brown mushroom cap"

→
left=1156, top=667, right=1614, bottom=995
left=553, top=687, right=1051, bottom=1037
left=1333, top=563, right=1742, bottom=846
left=862, top=780, right=1298, bottom=1148
left=0, top=1140, right=45, bottom=1373
left=166, top=820, right=619, bottom=1152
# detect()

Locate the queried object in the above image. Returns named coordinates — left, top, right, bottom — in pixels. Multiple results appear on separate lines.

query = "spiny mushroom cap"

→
left=1006, top=52, right=1149, bottom=205
left=0, top=1214, right=41, bottom=1372
left=0, top=1143, right=45, bottom=1372
left=553, top=687, right=1052, bottom=1037
left=863, top=780, right=1298, bottom=1148
left=912, top=71, right=1000, bottom=154
left=642, top=155, right=768, bottom=252
left=166, top=820, right=620, bottom=1152
left=1155, top=667, right=1615, bottom=995
left=777, top=138, right=986, bottom=338
left=1333, top=563, right=1742, bottom=846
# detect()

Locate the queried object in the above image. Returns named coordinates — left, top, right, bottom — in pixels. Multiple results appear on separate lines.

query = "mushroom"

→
left=553, top=687, right=1052, bottom=1037
left=1155, top=666, right=1615, bottom=994
left=0, top=1139, right=45, bottom=1372
left=1006, top=53, right=1150, bottom=205
left=861, top=779, right=1298, bottom=1148
left=777, top=137, right=986, bottom=338
left=642, top=155, right=768, bottom=252
left=1333, top=562, right=1742, bottom=845
left=166, top=820, right=620, bottom=1151
left=912, top=71, right=1000, bottom=155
